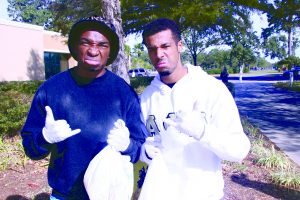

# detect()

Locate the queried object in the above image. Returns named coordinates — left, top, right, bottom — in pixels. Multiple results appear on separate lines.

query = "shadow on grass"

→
left=6, top=192, right=49, bottom=200
left=231, top=173, right=300, bottom=200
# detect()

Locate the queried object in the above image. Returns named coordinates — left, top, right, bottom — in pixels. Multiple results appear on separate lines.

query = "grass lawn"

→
left=228, top=70, right=282, bottom=77
left=248, top=70, right=281, bottom=75
left=274, top=81, right=300, bottom=92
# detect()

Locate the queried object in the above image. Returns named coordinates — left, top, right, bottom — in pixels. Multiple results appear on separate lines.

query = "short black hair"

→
left=142, top=18, right=181, bottom=45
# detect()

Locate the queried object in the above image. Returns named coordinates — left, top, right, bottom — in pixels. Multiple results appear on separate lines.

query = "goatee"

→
left=159, top=71, right=171, bottom=77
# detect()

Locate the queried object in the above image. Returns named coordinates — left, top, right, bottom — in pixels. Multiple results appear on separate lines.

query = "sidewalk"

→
left=234, top=82, right=300, bottom=166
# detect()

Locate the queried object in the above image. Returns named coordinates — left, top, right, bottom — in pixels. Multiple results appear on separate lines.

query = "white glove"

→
left=163, top=110, right=206, bottom=140
left=42, top=106, right=81, bottom=144
left=140, top=137, right=161, bottom=165
left=107, top=119, right=130, bottom=152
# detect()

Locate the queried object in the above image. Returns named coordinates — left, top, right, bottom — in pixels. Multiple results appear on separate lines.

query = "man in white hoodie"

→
left=139, top=18, right=251, bottom=200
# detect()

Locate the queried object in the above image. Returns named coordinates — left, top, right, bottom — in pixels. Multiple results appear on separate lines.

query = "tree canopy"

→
left=182, top=28, right=212, bottom=66
left=263, top=35, right=288, bottom=59
left=261, top=0, right=300, bottom=56
left=8, top=0, right=54, bottom=29
left=121, top=0, right=267, bottom=34
left=7, top=0, right=269, bottom=47
left=8, top=0, right=300, bottom=73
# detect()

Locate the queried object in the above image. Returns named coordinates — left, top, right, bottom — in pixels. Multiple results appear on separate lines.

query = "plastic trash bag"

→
left=137, top=153, right=172, bottom=200
left=138, top=127, right=193, bottom=200
left=139, top=126, right=224, bottom=200
left=84, top=145, right=133, bottom=200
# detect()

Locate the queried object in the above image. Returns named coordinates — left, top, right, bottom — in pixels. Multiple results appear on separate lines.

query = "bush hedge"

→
left=0, top=81, right=43, bottom=138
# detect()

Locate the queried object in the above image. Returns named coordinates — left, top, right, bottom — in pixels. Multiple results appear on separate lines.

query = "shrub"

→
left=206, top=68, right=222, bottom=75
left=0, top=81, right=41, bottom=138
left=130, top=77, right=154, bottom=95
left=0, top=91, right=31, bottom=138
left=0, top=81, right=43, bottom=95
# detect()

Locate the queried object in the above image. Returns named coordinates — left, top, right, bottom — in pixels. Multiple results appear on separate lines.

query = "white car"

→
left=128, top=68, right=149, bottom=77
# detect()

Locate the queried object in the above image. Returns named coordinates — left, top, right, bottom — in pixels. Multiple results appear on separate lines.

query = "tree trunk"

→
left=292, top=29, right=296, bottom=56
left=287, top=14, right=293, bottom=57
left=100, top=0, right=130, bottom=83
left=288, top=28, right=292, bottom=57
left=192, top=51, right=197, bottom=66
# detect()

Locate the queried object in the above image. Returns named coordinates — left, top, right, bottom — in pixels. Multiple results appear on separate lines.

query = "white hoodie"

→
left=139, top=64, right=250, bottom=200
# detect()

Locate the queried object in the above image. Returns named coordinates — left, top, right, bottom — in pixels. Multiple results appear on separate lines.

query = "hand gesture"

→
left=42, top=106, right=81, bottom=143
left=163, top=110, right=206, bottom=140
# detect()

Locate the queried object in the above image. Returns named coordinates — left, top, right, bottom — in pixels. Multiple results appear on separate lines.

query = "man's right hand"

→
left=141, top=137, right=161, bottom=165
left=163, top=110, right=206, bottom=140
left=42, top=106, right=81, bottom=144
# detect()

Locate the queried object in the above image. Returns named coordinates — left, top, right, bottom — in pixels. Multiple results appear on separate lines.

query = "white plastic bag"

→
left=137, top=154, right=173, bottom=200
left=138, top=127, right=192, bottom=200
left=139, top=127, right=225, bottom=200
left=84, top=145, right=133, bottom=200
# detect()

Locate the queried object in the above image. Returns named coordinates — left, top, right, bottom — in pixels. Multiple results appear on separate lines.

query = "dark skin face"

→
left=75, top=30, right=110, bottom=78
left=144, top=29, right=187, bottom=84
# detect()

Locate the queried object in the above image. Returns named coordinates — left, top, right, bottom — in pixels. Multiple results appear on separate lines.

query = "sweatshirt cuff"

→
left=199, top=124, right=216, bottom=145
left=36, top=132, right=52, bottom=150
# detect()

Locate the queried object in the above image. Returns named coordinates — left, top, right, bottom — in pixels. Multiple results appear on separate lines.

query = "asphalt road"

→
left=233, top=81, right=300, bottom=166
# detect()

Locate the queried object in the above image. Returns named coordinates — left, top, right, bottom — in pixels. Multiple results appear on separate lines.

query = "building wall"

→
left=43, top=30, right=77, bottom=69
left=0, top=19, right=44, bottom=81
left=44, top=30, right=69, bottom=53
left=0, top=19, right=76, bottom=81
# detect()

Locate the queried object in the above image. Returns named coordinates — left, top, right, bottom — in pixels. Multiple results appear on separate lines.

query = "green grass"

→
left=251, top=138, right=267, bottom=155
left=255, top=145, right=291, bottom=170
left=0, top=137, right=29, bottom=170
left=226, top=70, right=280, bottom=77
left=274, top=81, right=300, bottom=92
left=241, top=117, right=260, bottom=138
left=241, top=116, right=300, bottom=189
left=248, top=70, right=281, bottom=75
left=242, top=114, right=297, bottom=185
left=242, top=117, right=291, bottom=171
left=222, top=160, right=248, bottom=172
left=133, top=161, right=147, bottom=190
left=271, top=169, right=300, bottom=189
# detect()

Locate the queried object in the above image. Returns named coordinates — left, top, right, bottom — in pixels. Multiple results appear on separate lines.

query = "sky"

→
left=0, top=0, right=9, bottom=20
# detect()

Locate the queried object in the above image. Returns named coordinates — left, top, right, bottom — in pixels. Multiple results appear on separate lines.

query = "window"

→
left=44, top=52, right=61, bottom=79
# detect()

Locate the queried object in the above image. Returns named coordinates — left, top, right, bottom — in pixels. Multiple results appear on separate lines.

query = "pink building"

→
left=0, top=19, right=77, bottom=81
